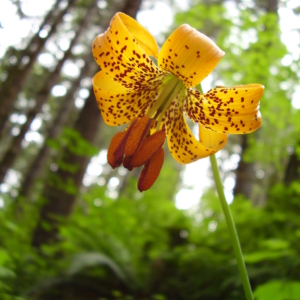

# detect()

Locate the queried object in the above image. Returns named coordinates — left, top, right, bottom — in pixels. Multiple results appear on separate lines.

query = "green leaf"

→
left=259, top=239, right=290, bottom=250
left=0, top=249, right=11, bottom=266
left=254, top=280, right=300, bottom=300
left=0, top=266, right=16, bottom=278
left=67, top=252, right=127, bottom=283
left=244, top=250, right=294, bottom=264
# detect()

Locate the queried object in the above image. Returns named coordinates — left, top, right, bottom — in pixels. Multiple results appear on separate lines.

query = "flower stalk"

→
left=210, top=154, right=254, bottom=300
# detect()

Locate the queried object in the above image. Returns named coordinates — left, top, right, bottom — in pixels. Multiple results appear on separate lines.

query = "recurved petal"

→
left=118, top=13, right=158, bottom=58
left=92, top=13, right=167, bottom=90
left=186, top=84, right=264, bottom=134
left=93, top=71, right=162, bottom=125
left=161, top=87, right=217, bottom=164
left=158, top=24, right=224, bottom=88
left=199, top=125, right=227, bottom=151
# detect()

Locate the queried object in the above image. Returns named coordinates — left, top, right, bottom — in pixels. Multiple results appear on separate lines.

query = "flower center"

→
left=106, top=76, right=185, bottom=191
left=147, top=74, right=184, bottom=131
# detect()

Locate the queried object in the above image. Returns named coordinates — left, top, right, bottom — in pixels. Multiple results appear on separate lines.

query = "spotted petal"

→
left=93, top=71, right=162, bottom=125
left=158, top=24, right=224, bottom=88
left=160, top=86, right=220, bottom=164
left=117, top=13, right=159, bottom=58
left=186, top=84, right=264, bottom=134
left=199, top=125, right=227, bottom=150
left=92, top=13, right=167, bottom=90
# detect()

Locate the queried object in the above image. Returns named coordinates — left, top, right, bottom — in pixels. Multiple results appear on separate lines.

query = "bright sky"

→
left=0, top=0, right=299, bottom=210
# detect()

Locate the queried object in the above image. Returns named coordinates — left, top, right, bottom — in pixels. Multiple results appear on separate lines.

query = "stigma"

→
left=107, top=116, right=166, bottom=192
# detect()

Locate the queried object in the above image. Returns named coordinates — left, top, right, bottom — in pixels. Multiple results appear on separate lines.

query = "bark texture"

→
left=0, top=0, right=77, bottom=139
left=19, top=57, right=98, bottom=197
left=284, top=147, right=300, bottom=185
left=233, top=135, right=256, bottom=199
left=233, top=0, right=278, bottom=204
left=0, top=1, right=98, bottom=183
left=32, top=0, right=142, bottom=248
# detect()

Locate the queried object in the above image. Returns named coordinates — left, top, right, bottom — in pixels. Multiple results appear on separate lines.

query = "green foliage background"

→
left=0, top=0, right=300, bottom=299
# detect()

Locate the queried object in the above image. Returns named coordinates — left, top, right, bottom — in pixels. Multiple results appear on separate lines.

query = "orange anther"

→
left=113, top=118, right=137, bottom=158
left=138, top=148, right=164, bottom=192
left=107, top=131, right=125, bottom=168
left=130, top=130, right=166, bottom=167
left=123, top=156, right=133, bottom=171
left=125, top=116, right=152, bottom=157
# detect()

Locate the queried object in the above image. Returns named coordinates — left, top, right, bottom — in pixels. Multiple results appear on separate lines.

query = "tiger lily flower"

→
left=92, top=13, right=264, bottom=192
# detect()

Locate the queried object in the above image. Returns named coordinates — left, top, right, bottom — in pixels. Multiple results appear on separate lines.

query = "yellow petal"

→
left=118, top=13, right=158, bottom=58
left=92, top=13, right=167, bottom=90
left=186, top=84, right=264, bottom=134
left=93, top=71, right=162, bottom=126
left=161, top=86, right=217, bottom=164
left=158, top=24, right=224, bottom=88
left=199, top=125, right=227, bottom=151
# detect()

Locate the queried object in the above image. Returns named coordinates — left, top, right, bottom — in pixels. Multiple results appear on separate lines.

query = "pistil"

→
left=147, top=75, right=179, bottom=118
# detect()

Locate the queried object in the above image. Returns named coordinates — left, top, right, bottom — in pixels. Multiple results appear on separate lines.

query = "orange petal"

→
left=199, top=124, right=227, bottom=151
left=138, top=148, right=164, bottom=192
left=130, top=131, right=166, bottom=167
left=118, top=13, right=159, bottom=58
left=93, top=71, right=165, bottom=126
left=158, top=24, right=224, bottom=88
left=107, top=132, right=125, bottom=168
left=92, top=13, right=167, bottom=90
left=125, top=116, right=152, bottom=157
left=159, top=85, right=217, bottom=164
left=187, top=85, right=264, bottom=134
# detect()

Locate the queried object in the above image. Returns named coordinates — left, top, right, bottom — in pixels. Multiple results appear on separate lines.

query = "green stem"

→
left=210, top=154, right=254, bottom=300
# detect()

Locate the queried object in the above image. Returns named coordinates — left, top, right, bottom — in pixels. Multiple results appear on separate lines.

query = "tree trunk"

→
left=284, top=147, right=300, bottom=185
left=233, top=135, right=256, bottom=199
left=0, top=1, right=98, bottom=183
left=32, top=0, right=143, bottom=248
left=19, top=56, right=98, bottom=197
left=233, top=0, right=278, bottom=204
left=32, top=86, right=101, bottom=247
left=0, top=0, right=77, bottom=139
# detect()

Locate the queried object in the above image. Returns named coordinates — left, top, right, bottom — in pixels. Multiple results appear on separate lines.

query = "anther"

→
left=122, top=156, right=133, bottom=171
left=138, top=148, right=164, bottom=192
left=107, top=132, right=125, bottom=168
left=130, top=130, right=166, bottom=167
left=125, top=116, right=152, bottom=157
left=107, top=118, right=137, bottom=168
left=113, top=118, right=137, bottom=159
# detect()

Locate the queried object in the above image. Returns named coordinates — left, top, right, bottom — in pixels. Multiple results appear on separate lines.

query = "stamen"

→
left=113, top=118, right=137, bottom=163
left=138, top=148, right=164, bottom=192
left=156, top=81, right=184, bottom=131
left=147, top=75, right=178, bottom=118
left=123, top=156, right=133, bottom=171
left=130, top=130, right=166, bottom=167
left=107, top=132, right=125, bottom=168
left=125, top=116, right=153, bottom=157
